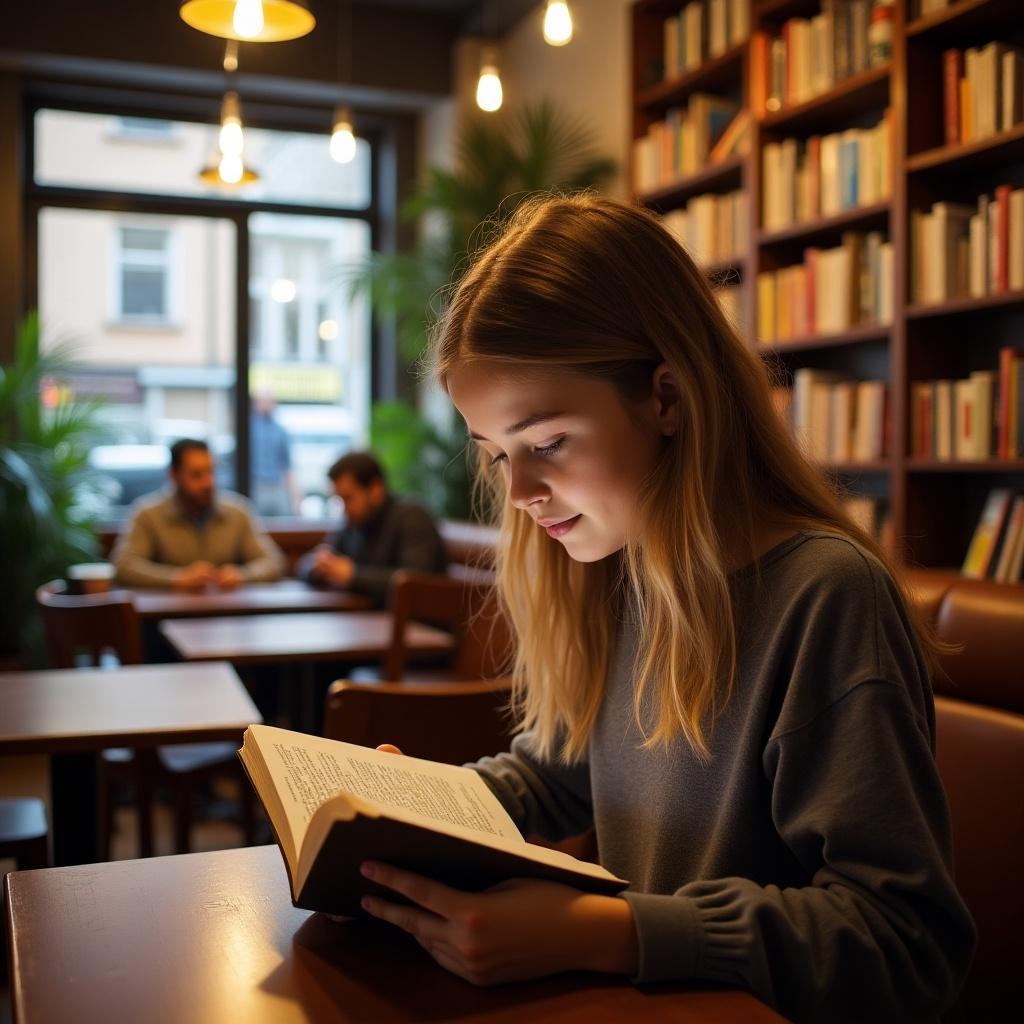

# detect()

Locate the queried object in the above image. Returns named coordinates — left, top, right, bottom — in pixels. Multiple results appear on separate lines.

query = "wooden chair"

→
left=35, top=581, right=254, bottom=858
left=382, top=571, right=513, bottom=682
left=323, top=677, right=517, bottom=765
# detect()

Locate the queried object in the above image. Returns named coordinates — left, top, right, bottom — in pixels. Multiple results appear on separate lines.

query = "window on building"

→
left=115, top=225, right=173, bottom=322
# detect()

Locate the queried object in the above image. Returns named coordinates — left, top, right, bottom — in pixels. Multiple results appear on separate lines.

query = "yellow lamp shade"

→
left=198, top=160, right=260, bottom=186
left=179, top=0, right=315, bottom=42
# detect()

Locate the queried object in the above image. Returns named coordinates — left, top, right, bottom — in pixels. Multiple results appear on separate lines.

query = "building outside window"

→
left=33, top=106, right=375, bottom=520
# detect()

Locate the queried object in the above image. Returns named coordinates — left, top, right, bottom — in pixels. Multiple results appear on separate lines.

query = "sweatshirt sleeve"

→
left=469, top=730, right=594, bottom=843
left=622, top=679, right=975, bottom=1023
left=111, top=506, right=179, bottom=587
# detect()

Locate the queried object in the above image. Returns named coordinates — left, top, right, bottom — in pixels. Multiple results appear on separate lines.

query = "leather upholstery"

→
left=903, top=573, right=1024, bottom=1022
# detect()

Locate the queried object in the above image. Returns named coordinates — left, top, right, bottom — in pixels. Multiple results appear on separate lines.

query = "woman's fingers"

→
left=376, top=743, right=403, bottom=755
left=361, top=861, right=462, bottom=918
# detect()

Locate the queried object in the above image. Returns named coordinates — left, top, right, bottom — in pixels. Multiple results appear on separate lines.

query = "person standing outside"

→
left=250, top=389, right=298, bottom=517
left=112, top=438, right=284, bottom=589
left=297, top=451, right=447, bottom=608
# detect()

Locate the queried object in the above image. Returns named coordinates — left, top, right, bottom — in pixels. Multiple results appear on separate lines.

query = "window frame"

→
left=24, top=87, right=401, bottom=522
left=110, top=222, right=177, bottom=326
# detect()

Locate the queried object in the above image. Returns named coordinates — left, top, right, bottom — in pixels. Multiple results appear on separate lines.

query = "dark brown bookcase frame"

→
left=631, top=0, right=1024, bottom=570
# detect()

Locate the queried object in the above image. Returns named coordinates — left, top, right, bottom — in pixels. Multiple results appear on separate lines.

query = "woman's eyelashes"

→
left=487, top=436, right=566, bottom=468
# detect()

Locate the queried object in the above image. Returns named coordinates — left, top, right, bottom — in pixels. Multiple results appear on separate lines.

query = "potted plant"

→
left=358, top=100, right=617, bottom=519
left=0, top=313, right=108, bottom=666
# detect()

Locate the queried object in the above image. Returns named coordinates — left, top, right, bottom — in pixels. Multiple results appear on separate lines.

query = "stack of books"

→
left=773, top=370, right=888, bottom=463
left=661, top=0, right=750, bottom=80
left=910, top=348, right=1024, bottom=461
left=662, top=189, right=749, bottom=266
left=750, top=0, right=887, bottom=116
left=942, top=42, right=1024, bottom=146
left=962, top=489, right=1024, bottom=583
left=910, top=187, right=1024, bottom=304
left=762, top=112, right=892, bottom=232
left=633, top=94, right=741, bottom=192
left=757, top=231, right=893, bottom=342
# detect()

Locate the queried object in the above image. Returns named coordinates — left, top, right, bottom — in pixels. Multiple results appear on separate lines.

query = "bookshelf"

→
left=631, top=0, right=1024, bottom=573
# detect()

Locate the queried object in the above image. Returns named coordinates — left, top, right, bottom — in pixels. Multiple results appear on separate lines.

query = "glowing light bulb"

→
left=219, top=118, right=243, bottom=156
left=218, top=152, right=243, bottom=184
left=476, top=64, right=503, bottom=112
left=233, top=0, right=264, bottom=38
left=543, top=1, right=573, bottom=46
left=330, top=111, right=356, bottom=164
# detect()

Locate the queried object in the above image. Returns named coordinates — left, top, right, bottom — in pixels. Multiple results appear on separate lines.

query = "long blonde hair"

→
left=431, top=194, right=937, bottom=762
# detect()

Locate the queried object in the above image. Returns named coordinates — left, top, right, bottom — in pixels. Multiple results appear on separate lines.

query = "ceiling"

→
left=359, top=0, right=541, bottom=36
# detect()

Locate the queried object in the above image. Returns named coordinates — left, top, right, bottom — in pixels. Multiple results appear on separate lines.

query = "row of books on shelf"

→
left=660, top=0, right=750, bottom=81
left=633, top=98, right=747, bottom=193
left=911, top=349, right=1024, bottom=461
left=911, top=187, right=1024, bottom=304
left=757, top=230, right=893, bottom=341
left=942, top=42, right=1024, bottom=146
left=661, top=189, right=749, bottom=266
left=750, top=0, right=891, bottom=117
left=962, top=489, right=1024, bottom=583
left=773, top=371, right=888, bottom=463
left=762, top=113, right=891, bottom=232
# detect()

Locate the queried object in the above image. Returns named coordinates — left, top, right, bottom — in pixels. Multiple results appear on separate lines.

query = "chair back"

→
left=903, top=574, right=1024, bottom=1021
left=323, top=677, right=516, bottom=765
left=384, top=571, right=512, bottom=681
left=35, top=580, right=143, bottom=668
left=934, top=696, right=1024, bottom=1021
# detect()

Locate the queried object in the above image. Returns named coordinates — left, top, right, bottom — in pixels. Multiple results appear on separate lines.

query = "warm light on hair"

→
left=430, top=194, right=942, bottom=762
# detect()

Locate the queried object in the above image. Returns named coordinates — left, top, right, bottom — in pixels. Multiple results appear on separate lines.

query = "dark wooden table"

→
left=0, top=662, right=261, bottom=865
left=159, top=611, right=452, bottom=665
left=4, top=845, right=784, bottom=1024
left=127, top=580, right=371, bottom=620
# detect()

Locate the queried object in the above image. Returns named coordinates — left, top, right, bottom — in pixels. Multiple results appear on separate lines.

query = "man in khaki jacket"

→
left=112, top=438, right=284, bottom=589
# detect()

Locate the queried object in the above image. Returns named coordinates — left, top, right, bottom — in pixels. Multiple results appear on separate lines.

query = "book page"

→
left=247, top=724, right=523, bottom=852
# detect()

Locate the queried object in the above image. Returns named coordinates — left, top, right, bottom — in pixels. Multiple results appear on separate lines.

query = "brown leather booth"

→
left=904, top=569, right=1024, bottom=1023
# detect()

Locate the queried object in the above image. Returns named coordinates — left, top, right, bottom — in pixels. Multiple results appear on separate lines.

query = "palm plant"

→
left=357, top=100, right=617, bottom=517
left=0, top=313, right=108, bottom=665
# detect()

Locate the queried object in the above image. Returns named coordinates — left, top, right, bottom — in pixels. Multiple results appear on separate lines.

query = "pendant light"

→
left=476, top=45, right=503, bottom=112
left=179, top=0, right=315, bottom=43
left=542, top=1, right=573, bottom=46
left=198, top=45, right=260, bottom=187
left=329, top=0, right=357, bottom=163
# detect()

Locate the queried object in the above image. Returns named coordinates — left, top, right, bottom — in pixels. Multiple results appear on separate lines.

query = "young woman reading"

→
left=352, top=195, right=975, bottom=1022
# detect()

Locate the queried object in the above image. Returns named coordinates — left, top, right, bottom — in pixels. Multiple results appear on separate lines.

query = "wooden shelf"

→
left=907, top=122, right=1024, bottom=175
left=637, top=45, right=746, bottom=112
left=637, top=155, right=744, bottom=209
left=760, top=65, right=890, bottom=135
left=907, top=459, right=1024, bottom=473
left=906, top=289, right=1024, bottom=320
left=756, top=0, right=821, bottom=19
left=823, top=461, right=893, bottom=475
left=758, top=201, right=891, bottom=247
left=905, top=0, right=1021, bottom=43
left=628, top=1, right=1024, bottom=568
left=703, top=258, right=745, bottom=280
left=758, top=324, right=891, bottom=354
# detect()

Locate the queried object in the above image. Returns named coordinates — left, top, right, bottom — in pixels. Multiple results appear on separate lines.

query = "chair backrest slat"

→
left=35, top=580, right=143, bottom=668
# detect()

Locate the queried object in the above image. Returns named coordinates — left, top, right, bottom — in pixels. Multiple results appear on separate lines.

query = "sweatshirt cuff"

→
left=621, top=890, right=703, bottom=983
left=623, top=884, right=754, bottom=985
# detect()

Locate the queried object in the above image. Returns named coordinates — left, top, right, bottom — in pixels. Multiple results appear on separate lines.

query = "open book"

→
left=239, top=724, right=628, bottom=915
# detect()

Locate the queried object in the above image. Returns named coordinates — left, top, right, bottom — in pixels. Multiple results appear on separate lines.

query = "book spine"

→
left=996, top=183, right=1011, bottom=292
left=943, top=49, right=962, bottom=146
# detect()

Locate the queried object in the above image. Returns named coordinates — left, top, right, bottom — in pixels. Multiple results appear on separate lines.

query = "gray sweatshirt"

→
left=470, top=532, right=975, bottom=1023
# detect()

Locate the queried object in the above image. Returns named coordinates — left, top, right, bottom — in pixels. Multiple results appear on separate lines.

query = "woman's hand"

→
left=355, top=860, right=638, bottom=986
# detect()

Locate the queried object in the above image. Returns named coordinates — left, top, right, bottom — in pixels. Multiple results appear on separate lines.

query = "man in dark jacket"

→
left=297, top=451, right=447, bottom=607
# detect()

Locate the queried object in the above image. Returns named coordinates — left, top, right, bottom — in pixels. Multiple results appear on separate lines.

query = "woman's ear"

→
left=651, top=362, right=682, bottom=436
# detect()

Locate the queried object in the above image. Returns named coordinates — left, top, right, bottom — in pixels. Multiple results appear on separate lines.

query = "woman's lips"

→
left=543, top=514, right=582, bottom=538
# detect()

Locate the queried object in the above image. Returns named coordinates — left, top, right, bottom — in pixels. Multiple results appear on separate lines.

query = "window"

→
left=32, top=104, right=377, bottom=522
left=115, top=225, right=173, bottom=323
